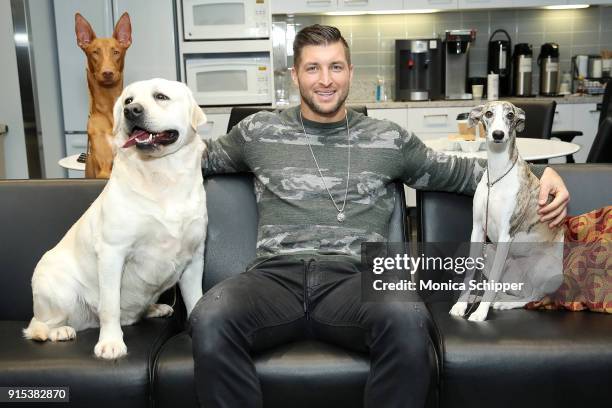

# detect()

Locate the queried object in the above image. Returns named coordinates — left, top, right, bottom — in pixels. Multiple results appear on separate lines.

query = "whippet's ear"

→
left=515, top=107, right=526, bottom=133
left=113, top=13, right=132, bottom=48
left=468, top=105, right=485, bottom=128
left=75, top=13, right=96, bottom=49
left=190, top=96, right=207, bottom=131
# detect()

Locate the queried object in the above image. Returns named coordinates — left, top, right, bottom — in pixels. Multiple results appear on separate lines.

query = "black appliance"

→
left=538, top=43, right=560, bottom=96
left=395, top=39, right=443, bottom=101
left=487, top=29, right=512, bottom=97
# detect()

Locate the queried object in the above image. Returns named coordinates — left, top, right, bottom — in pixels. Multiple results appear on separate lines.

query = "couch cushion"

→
left=0, top=318, right=178, bottom=408
left=153, top=332, right=369, bottom=408
left=428, top=302, right=612, bottom=408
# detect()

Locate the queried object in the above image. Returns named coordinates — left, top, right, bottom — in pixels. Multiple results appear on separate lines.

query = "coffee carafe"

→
left=487, top=29, right=511, bottom=97
left=538, top=43, right=560, bottom=96
left=512, top=43, right=533, bottom=96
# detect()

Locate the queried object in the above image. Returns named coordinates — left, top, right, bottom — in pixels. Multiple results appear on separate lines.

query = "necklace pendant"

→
left=337, top=212, right=346, bottom=223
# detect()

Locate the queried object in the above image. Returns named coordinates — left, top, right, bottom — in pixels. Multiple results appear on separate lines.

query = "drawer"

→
left=65, top=133, right=87, bottom=156
left=369, top=109, right=408, bottom=129
left=408, top=107, right=471, bottom=135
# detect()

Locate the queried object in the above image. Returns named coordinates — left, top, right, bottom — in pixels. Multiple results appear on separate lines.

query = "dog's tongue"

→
left=123, top=129, right=151, bottom=148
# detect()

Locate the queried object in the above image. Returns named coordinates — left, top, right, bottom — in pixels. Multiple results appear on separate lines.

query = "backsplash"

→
left=274, top=6, right=612, bottom=102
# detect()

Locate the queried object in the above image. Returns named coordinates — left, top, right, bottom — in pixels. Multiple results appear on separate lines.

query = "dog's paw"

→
left=467, top=308, right=489, bottom=322
left=49, top=326, right=76, bottom=342
left=449, top=302, right=468, bottom=317
left=146, top=304, right=174, bottom=318
left=493, top=301, right=528, bottom=310
left=94, top=339, right=127, bottom=360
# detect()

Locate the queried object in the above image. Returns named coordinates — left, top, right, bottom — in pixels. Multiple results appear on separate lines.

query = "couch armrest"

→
left=0, top=179, right=106, bottom=320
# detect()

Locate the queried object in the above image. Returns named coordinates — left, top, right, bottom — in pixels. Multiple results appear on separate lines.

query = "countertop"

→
left=202, top=95, right=602, bottom=114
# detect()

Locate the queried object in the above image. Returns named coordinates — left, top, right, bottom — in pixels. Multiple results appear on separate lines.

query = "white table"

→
left=58, top=154, right=85, bottom=171
left=424, top=137, right=581, bottom=161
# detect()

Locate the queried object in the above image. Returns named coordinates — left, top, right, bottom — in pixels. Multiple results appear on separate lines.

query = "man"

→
left=191, top=25, right=569, bottom=408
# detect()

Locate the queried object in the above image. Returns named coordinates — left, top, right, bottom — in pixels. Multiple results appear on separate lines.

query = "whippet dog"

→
left=449, top=101, right=564, bottom=322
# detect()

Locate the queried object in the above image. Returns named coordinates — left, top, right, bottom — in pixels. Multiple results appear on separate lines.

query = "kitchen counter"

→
left=202, top=95, right=602, bottom=114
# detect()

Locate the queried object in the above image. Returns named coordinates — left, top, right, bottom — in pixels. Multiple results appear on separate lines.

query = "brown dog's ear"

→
left=468, top=105, right=485, bottom=128
left=113, top=12, right=132, bottom=48
left=75, top=13, right=96, bottom=49
left=515, top=107, right=526, bottom=133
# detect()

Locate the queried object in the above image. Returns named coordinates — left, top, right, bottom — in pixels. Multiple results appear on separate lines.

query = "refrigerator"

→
left=54, top=0, right=178, bottom=177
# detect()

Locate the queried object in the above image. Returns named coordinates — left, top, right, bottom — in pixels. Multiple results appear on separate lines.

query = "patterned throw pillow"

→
left=526, top=206, right=612, bottom=313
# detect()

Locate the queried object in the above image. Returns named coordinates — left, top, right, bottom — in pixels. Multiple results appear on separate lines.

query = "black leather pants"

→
left=190, top=255, right=437, bottom=408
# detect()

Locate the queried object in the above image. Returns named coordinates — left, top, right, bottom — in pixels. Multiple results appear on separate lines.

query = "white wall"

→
left=0, top=0, right=29, bottom=179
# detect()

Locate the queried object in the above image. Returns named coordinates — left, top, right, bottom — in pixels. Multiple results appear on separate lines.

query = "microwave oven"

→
left=186, top=54, right=273, bottom=106
left=182, top=0, right=269, bottom=40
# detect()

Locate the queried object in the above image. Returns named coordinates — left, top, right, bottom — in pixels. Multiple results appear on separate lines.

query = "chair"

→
left=507, top=99, right=556, bottom=164
left=226, top=105, right=368, bottom=132
left=552, top=83, right=612, bottom=163
left=507, top=99, right=557, bottom=140
left=586, top=116, right=612, bottom=163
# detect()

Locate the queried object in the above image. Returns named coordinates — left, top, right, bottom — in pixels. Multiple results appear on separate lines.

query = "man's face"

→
left=291, top=42, right=353, bottom=122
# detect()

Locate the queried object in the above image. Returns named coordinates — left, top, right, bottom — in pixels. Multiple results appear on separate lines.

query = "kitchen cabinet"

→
left=410, top=0, right=458, bottom=10
left=458, top=0, right=513, bottom=9
left=569, top=104, right=599, bottom=163
left=272, top=0, right=336, bottom=14
left=337, top=0, right=404, bottom=12
left=369, top=108, right=408, bottom=128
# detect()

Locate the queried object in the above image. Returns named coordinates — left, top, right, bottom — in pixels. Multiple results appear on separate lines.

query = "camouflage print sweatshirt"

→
left=203, top=106, right=544, bottom=259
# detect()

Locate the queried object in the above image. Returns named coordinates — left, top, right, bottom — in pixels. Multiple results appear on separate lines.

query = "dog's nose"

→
left=124, top=103, right=144, bottom=120
left=492, top=130, right=505, bottom=141
left=102, top=70, right=114, bottom=80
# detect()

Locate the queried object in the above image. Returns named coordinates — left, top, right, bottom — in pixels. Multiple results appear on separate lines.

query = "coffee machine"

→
left=487, top=29, right=512, bottom=97
left=443, top=30, right=476, bottom=100
left=395, top=39, right=443, bottom=101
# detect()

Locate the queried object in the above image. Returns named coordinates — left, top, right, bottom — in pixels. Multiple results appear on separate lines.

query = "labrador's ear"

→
left=112, top=95, right=124, bottom=136
left=515, top=107, right=526, bottom=133
left=75, top=13, right=96, bottom=49
left=468, top=105, right=485, bottom=128
left=190, top=97, right=206, bottom=130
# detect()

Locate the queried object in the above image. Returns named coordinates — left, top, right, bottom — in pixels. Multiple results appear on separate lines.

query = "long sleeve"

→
left=396, top=127, right=547, bottom=195
left=202, top=120, right=250, bottom=176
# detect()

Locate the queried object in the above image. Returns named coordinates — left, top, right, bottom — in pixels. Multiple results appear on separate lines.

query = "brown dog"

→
left=75, top=12, right=131, bottom=178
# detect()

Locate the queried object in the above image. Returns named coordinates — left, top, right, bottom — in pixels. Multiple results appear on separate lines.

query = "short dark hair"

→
left=293, top=24, right=350, bottom=68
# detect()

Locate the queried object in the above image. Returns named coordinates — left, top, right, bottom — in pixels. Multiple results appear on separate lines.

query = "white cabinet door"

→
left=271, top=0, right=336, bottom=14
left=408, top=0, right=458, bottom=10
left=337, top=0, right=403, bottom=12
left=571, top=104, right=600, bottom=163
left=458, top=0, right=512, bottom=9
left=54, top=0, right=113, bottom=132
left=113, top=0, right=178, bottom=83
left=407, top=107, right=469, bottom=140
left=64, top=133, right=87, bottom=178
left=511, top=0, right=559, bottom=7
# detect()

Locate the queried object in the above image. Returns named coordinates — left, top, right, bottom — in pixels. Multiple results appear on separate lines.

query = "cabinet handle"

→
left=0, top=123, right=7, bottom=135
left=589, top=109, right=599, bottom=114
left=342, top=0, right=369, bottom=5
left=424, top=114, right=448, bottom=118
left=307, top=0, right=333, bottom=5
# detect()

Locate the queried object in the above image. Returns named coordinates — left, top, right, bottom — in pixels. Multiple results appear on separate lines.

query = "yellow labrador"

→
left=24, top=78, right=207, bottom=359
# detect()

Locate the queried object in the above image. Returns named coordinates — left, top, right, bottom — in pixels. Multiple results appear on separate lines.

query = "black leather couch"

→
left=417, top=164, right=612, bottom=408
left=1, top=164, right=610, bottom=408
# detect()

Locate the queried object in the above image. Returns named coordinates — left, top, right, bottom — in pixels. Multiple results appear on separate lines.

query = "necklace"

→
left=299, top=110, right=351, bottom=223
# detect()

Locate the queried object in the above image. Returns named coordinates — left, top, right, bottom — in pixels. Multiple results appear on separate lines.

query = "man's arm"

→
left=202, top=120, right=250, bottom=176
left=396, top=127, right=569, bottom=227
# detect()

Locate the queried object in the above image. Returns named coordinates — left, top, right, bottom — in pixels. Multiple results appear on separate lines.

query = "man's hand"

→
left=538, top=167, right=570, bottom=228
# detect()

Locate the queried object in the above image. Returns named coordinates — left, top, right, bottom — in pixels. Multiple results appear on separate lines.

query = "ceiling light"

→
left=542, top=4, right=589, bottom=9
